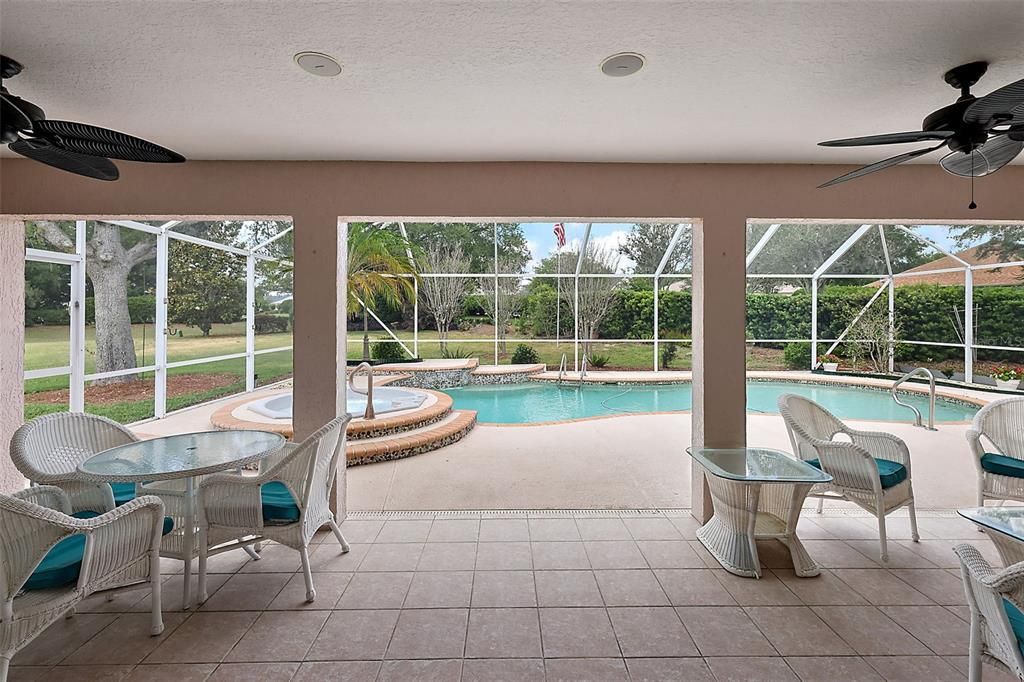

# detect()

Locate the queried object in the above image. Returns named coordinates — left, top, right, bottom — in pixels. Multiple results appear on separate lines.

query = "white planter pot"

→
left=823, top=363, right=839, bottom=373
left=996, top=379, right=1020, bottom=391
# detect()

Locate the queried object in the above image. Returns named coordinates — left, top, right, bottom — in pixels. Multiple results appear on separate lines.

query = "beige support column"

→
left=292, top=214, right=347, bottom=511
left=1, top=218, right=26, bottom=492
left=691, top=216, right=748, bottom=523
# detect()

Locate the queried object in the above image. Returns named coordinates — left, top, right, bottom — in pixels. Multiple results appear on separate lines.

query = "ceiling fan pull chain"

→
left=968, top=152, right=977, bottom=210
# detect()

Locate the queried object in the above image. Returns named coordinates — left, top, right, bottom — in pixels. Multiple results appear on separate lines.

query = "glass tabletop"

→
left=78, top=430, right=286, bottom=482
left=686, top=447, right=833, bottom=483
left=959, top=507, right=1024, bottom=541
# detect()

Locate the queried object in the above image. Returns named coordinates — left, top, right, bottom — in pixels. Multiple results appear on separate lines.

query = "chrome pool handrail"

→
left=349, top=362, right=375, bottom=420
left=557, top=353, right=568, bottom=384
left=579, top=354, right=589, bottom=386
left=891, top=367, right=936, bottom=431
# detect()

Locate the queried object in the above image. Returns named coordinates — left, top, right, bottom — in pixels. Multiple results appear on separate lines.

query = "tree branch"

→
left=33, top=220, right=75, bottom=251
left=126, top=241, right=157, bottom=268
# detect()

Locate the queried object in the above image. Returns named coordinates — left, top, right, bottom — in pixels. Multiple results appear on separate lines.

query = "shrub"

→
left=588, top=353, right=609, bottom=368
left=660, top=342, right=680, bottom=369
left=253, top=313, right=288, bottom=334
left=784, top=342, right=812, bottom=369
left=371, top=340, right=406, bottom=363
left=510, top=344, right=539, bottom=364
left=440, top=345, right=473, bottom=359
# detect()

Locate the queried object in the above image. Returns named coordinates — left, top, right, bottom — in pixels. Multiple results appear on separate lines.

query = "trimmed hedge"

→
left=517, top=284, right=1024, bottom=362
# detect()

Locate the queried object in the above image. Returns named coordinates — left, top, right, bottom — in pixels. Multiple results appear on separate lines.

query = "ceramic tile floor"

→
left=9, top=510, right=1019, bottom=681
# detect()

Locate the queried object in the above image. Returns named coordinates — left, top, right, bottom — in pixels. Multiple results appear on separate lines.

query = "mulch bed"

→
left=26, top=373, right=239, bottom=405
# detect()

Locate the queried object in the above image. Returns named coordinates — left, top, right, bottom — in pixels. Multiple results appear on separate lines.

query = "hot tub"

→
left=248, top=387, right=427, bottom=420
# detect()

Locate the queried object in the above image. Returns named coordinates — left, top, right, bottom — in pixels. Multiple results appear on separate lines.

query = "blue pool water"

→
left=443, top=381, right=978, bottom=424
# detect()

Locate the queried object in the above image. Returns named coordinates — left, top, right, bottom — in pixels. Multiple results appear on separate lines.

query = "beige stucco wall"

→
left=2, top=159, right=1022, bottom=517
left=0, top=217, right=26, bottom=492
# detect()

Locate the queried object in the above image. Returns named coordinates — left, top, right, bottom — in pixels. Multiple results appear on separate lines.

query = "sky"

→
left=517, top=222, right=971, bottom=275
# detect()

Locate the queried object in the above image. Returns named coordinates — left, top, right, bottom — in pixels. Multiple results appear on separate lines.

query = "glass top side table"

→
left=959, top=506, right=1024, bottom=566
left=688, top=447, right=833, bottom=579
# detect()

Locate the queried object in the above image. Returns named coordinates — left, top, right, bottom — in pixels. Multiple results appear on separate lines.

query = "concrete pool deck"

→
left=130, top=372, right=1007, bottom=513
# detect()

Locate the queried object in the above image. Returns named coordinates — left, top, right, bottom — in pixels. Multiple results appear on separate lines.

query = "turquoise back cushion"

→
left=111, top=482, right=136, bottom=506
left=23, top=511, right=173, bottom=592
left=806, top=457, right=907, bottom=489
left=261, top=482, right=301, bottom=524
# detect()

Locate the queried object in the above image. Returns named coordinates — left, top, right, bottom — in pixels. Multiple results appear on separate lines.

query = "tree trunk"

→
left=89, top=231, right=137, bottom=383
left=362, top=304, right=370, bottom=360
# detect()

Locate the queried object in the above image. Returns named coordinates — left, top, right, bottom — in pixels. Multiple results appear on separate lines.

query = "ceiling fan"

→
left=818, top=61, right=1024, bottom=208
left=1, top=54, right=185, bottom=181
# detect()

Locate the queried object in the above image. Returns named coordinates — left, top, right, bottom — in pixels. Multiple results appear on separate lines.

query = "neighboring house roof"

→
left=883, top=246, right=1024, bottom=287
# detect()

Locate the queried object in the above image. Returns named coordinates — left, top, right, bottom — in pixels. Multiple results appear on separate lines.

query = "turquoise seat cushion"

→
left=981, top=453, right=1024, bottom=479
left=111, top=482, right=136, bottom=506
left=261, top=482, right=300, bottom=524
left=806, top=457, right=908, bottom=489
left=1003, top=598, right=1024, bottom=657
left=23, top=511, right=173, bottom=591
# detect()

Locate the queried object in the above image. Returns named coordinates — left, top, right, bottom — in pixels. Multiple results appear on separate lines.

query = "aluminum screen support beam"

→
left=574, top=223, right=592, bottom=371
left=154, top=230, right=169, bottom=418
left=68, top=221, right=87, bottom=412
left=810, top=224, right=873, bottom=368
left=878, top=226, right=895, bottom=373
left=965, top=268, right=974, bottom=383
left=745, top=223, right=781, bottom=269
left=245, top=254, right=256, bottom=392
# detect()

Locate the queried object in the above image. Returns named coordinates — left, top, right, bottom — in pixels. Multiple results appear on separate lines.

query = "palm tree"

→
left=347, top=223, right=418, bottom=360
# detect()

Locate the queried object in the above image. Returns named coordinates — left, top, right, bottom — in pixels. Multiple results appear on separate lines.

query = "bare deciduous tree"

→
left=561, top=244, right=622, bottom=356
left=846, top=304, right=903, bottom=374
left=478, top=258, right=524, bottom=354
left=418, top=244, right=471, bottom=350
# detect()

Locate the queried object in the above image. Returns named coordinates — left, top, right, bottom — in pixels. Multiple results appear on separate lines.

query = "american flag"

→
left=553, top=222, right=566, bottom=248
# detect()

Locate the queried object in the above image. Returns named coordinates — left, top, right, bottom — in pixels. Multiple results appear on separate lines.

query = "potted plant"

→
left=818, top=353, right=841, bottom=372
left=991, top=366, right=1024, bottom=391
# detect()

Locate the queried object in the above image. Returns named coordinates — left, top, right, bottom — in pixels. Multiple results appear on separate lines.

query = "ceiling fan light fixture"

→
left=600, top=52, right=645, bottom=77
left=294, top=51, right=342, bottom=77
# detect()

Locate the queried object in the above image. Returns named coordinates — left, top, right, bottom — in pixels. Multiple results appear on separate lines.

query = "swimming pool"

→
left=443, top=380, right=979, bottom=424
left=247, top=387, right=428, bottom=420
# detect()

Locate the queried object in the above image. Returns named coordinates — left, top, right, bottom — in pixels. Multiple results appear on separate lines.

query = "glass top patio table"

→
left=686, top=447, right=833, bottom=483
left=77, top=429, right=285, bottom=482
left=958, top=507, right=1024, bottom=540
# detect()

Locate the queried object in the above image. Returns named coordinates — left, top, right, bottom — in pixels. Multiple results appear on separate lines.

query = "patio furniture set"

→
left=0, top=411, right=352, bottom=680
left=1, top=395, right=1023, bottom=680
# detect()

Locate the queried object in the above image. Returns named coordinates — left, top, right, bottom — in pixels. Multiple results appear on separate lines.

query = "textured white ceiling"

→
left=1, top=0, right=1022, bottom=163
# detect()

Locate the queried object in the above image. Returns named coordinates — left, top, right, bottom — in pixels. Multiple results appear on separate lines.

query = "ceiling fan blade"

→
left=940, top=136, right=1024, bottom=178
left=33, top=119, right=185, bottom=163
left=963, top=77, right=1024, bottom=126
left=818, top=130, right=953, bottom=147
left=818, top=143, right=945, bottom=188
left=10, top=137, right=119, bottom=181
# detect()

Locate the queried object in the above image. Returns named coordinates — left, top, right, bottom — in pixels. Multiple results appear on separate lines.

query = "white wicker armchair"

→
left=778, top=393, right=919, bottom=562
left=0, top=486, right=165, bottom=681
left=197, top=415, right=352, bottom=604
left=10, top=412, right=139, bottom=514
left=954, top=543, right=1024, bottom=681
left=968, top=397, right=1024, bottom=507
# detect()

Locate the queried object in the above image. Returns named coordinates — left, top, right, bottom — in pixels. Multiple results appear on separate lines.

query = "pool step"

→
left=347, top=390, right=453, bottom=441
left=347, top=410, right=477, bottom=466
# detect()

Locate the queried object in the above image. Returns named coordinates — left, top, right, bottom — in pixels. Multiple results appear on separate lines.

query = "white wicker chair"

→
left=0, top=486, right=165, bottom=681
left=954, top=543, right=1024, bottom=681
left=968, top=397, right=1024, bottom=507
left=778, top=393, right=919, bottom=562
left=10, top=412, right=139, bottom=514
left=197, top=415, right=352, bottom=604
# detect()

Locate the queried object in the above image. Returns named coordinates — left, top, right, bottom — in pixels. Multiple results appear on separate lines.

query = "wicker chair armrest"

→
left=199, top=475, right=264, bottom=529
left=79, top=496, right=165, bottom=590
left=11, top=485, right=72, bottom=514
left=966, top=428, right=988, bottom=459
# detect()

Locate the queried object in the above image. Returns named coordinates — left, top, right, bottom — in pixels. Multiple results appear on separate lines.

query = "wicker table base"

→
left=698, top=475, right=820, bottom=579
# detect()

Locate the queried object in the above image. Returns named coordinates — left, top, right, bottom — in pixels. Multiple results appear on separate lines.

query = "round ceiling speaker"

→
left=294, top=51, right=342, bottom=77
left=600, top=52, right=645, bottom=77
